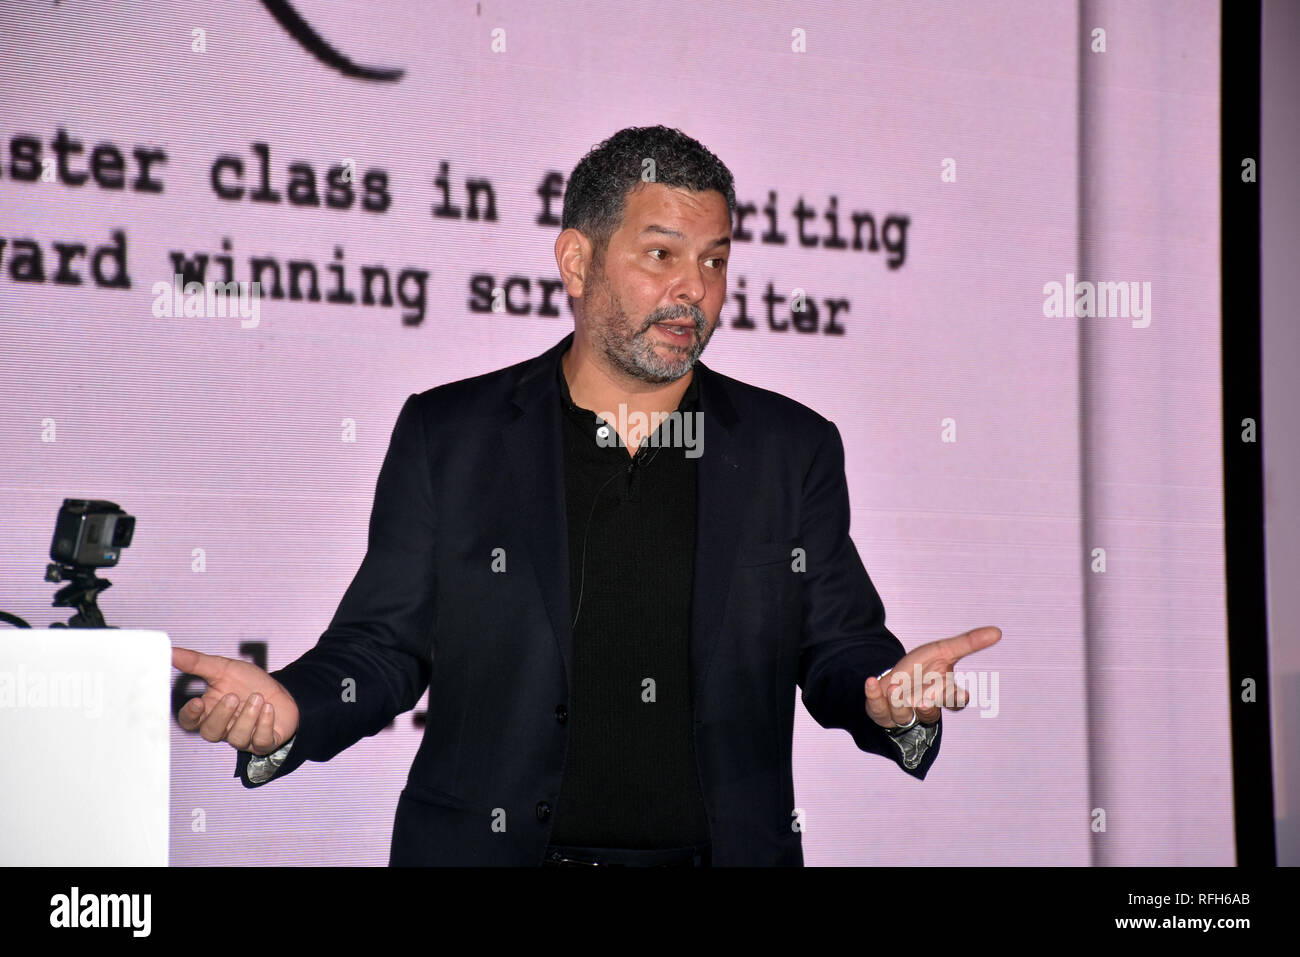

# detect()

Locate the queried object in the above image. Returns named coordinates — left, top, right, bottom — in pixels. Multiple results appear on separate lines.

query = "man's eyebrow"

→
left=639, top=224, right=731, bottom=249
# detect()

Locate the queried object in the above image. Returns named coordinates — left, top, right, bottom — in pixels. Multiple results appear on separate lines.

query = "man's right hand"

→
left=172, top=647, right=300, bottom=755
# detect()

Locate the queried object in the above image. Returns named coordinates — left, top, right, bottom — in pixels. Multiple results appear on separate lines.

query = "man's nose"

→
left=670, top=263, right=707, bottom=306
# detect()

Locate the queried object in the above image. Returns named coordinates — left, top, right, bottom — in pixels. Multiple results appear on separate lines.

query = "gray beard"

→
left=599, top=308, right=711, bottom=384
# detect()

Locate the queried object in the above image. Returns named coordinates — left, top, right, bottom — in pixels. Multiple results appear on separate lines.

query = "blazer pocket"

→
left=736, top=537, right=802, bottom=568
left=402, top=782, right=480, bottom=814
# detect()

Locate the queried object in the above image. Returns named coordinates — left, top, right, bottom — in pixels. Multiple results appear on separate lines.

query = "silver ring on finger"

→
left=891, top=712, right=919, bottom=732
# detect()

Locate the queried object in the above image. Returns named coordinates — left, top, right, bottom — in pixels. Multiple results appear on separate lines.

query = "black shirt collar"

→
left=557, top=346, right=700, bottom=416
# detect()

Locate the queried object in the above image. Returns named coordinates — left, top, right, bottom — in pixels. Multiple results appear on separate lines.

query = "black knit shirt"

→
left=548, top=353, right=712, bottom=848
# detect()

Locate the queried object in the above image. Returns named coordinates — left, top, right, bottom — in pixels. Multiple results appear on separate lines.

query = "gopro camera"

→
left=49, top=499, right=135, bottom=568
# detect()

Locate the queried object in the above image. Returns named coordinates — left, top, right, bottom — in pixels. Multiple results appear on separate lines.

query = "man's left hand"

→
left=864, top=626, right=1002, bottom=729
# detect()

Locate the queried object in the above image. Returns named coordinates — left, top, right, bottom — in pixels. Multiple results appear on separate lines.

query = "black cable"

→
left=0, top=610, right=32, bottom=629
left=570, top=465, right=625, bottom=633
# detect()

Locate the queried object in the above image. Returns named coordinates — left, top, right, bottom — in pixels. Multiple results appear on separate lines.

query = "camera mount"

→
left=45, top=562, right=114, bottom=628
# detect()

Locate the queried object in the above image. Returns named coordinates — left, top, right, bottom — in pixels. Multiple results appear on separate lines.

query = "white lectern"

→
left=0, top=629, right=170, bottom=865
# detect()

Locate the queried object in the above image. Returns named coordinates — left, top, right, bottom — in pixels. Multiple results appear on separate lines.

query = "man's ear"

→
left=555, top=228, right=594, bottom=300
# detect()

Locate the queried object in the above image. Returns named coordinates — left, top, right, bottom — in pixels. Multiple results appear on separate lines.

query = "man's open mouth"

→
left=654, top=321, right=694, bottom=339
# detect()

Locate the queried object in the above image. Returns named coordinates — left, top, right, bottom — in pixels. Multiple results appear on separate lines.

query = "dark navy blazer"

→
left=236, top=331, right=940, bottom=865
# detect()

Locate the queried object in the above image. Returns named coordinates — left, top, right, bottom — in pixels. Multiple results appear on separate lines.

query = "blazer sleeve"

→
left=235, top=393, right=438, bottom=787
left=795, top=417, right=941, bottom=780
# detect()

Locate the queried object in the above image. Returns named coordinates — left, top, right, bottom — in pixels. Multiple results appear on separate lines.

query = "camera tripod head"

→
left=45, top=562, right=114, bottom=629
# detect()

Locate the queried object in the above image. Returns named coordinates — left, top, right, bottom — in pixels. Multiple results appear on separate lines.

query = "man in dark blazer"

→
left=173, top=125, right=1000, bottom=866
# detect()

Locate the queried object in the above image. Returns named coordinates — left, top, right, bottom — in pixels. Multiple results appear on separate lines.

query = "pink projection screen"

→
left=0, top=0, right=1226, bottom=865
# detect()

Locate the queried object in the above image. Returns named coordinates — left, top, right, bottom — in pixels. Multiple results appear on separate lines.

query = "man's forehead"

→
left=621, top=183, right=731, bottom=237
left=637, top=223, right=731, bottom=248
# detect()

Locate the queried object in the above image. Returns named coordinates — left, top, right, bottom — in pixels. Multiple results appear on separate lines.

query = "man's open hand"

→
left=172, top=647, right=300, bottom=755
left=864, top=626, right=1002, bottom=730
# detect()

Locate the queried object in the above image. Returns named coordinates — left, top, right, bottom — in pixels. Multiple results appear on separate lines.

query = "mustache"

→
left=641, top=306, right=706, bottom=333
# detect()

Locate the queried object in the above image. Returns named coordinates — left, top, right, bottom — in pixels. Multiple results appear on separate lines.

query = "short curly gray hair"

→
left=561, top=125, right=737, bottom=270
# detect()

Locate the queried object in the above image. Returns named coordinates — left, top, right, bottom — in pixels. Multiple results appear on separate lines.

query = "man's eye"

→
left=648, top=250, right=725, bottom=268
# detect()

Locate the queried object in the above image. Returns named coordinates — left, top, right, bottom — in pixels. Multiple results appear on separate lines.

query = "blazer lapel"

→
left=502, top=334, right=576, bottom=687
left=689, top=361, right=755, bottom=700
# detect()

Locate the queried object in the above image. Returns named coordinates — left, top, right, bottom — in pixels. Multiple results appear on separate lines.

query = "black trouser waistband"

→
left=542, top=843, right=711, bottom=867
